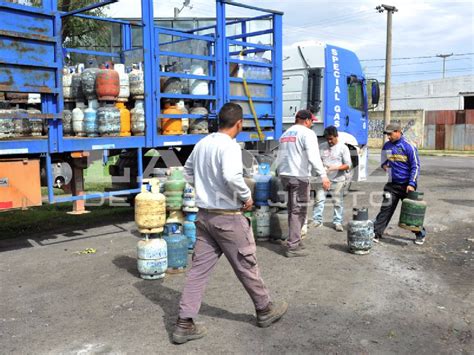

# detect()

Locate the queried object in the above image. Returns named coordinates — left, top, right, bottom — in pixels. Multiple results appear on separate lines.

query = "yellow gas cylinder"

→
left=135, top=179, right=166, bottom=234
left=116, top=102, right=131, bottom=137
left=161, top=103, right=183, bottom=135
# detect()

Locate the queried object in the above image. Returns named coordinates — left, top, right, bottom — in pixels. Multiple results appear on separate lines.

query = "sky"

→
left=107, top=0, right=474, bottom=84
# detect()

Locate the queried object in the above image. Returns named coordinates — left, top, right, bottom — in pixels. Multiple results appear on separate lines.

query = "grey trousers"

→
left=178, top=210, right=271, bottom=319
left=281, top=176, right=310, bottom=249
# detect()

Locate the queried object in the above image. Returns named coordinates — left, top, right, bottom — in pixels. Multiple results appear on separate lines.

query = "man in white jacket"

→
left=277, top=110, right=330, bottom=257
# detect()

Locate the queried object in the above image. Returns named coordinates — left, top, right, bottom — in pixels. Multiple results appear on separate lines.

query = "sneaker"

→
left=373, top=234, right=382, bottom=243
left=334, top=224, right=344, bottom=232
left=414, top=235, right=426, bottom=245
left=308, top=221, right=322, bottom=229
left=172, top=318, right=207, bottom=344
left=284, top=245, right=308, bottom=258
left=256, top=301, right=288, bottom=328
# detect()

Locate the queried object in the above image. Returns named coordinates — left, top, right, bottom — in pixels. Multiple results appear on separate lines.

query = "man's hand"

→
left=242, top=197, right=254, bottom=211
left=406, top=185, right=415, bottom=193
left=327, top=165, right=340, bottom=172
left=322, top=177, right=331, bottom=191
left=382, top=164, right=389, bottom=172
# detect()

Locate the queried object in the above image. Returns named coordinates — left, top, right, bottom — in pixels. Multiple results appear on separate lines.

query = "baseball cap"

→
left=296, top=109, right=315, bottom=121
left=383, top=122, right=402, bottom=134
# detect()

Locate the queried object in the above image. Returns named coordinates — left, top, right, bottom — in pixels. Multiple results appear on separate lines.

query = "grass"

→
left=0, top=156, right=135, bottom=240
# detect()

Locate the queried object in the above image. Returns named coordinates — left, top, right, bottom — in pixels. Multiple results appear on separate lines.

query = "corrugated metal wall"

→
left=424, top=110, right=474, bottom=151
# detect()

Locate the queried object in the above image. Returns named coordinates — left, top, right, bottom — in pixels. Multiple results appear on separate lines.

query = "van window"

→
left=347, top=77, right=364, bottom=111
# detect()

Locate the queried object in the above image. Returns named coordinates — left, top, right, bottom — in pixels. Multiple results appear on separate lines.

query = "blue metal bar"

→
left=273, top=14, right=283, bottom=139
left=229, top=78, right=273, bottom=85
left=184, top=14, right=272, bottom=34
left=143, top=0, right=157, bottom=148
left=61, top=0, right=118, bottom=18
left=0, top=59, right=59, bottom=70
left=0, top=30, right=56, bottom=43
left=157, top=28, right=215, bottom=42
left=0, top=2, right=54, bottom=16
left=229, top=48, right=266, bottom=56
left=220, top=0, right=284, bottom=15
left=229, top=95, right=273, bottom=102
left=121, top=23, right=132, bottom=63
left=61, top=136, right=146, bottom=152
left=216, top=0, right=227, bottom=111
left=228, top=39, right=273, bottom=51
left=46, top=153, right=55, bottom=203
left=228, top=58, right=273, bottom=68
left=228, top=29, right=274, bottom=40
left=159, top=71, right=216, bottom=81
left=137, top=148, right=143, bottom=187
left=64, top=48, right=121, bottom=58
left=154, top=27, right=161, bottom=147
left=0, top=140, right=47, bottom=155
left=159, top=51, right=215, bottom=62
left=159, top=93, right=217, bottom=100
left=71, top=13, right=142, bottom=26
left=53, top=189, right=142, bottom=203
left=160, top=114, right=215, bottom=119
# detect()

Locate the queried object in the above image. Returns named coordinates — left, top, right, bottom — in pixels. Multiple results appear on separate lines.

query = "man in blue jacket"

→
left=374, top=122, right=427, bottom=245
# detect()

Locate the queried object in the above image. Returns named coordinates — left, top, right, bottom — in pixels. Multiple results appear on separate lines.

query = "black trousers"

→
left=374, top=183, right=426, bottom=238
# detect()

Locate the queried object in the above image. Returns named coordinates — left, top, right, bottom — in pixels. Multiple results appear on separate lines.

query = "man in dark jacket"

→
left=374, top=122, right=427, bottom=245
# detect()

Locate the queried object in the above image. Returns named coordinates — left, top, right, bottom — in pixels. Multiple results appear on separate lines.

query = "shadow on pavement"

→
left=112, top=255, right=255, bottom=343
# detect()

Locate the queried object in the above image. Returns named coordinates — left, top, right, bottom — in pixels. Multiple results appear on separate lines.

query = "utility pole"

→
left=376, top=4, right=398, bottom=145
left=436, top=53, right=453, bottom=78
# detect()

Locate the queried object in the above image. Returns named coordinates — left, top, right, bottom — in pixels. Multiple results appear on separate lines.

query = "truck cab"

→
left=282, top=42, right=379, bottom=184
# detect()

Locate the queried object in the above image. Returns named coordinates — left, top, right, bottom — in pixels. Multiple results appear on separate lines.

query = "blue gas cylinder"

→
left=137, top=234, right=167, bottom=280
left=254, top=163, right=272, bottom=206
left=163, top=223, right=188, bottom=273
left=183, top=220, right=196, bottom=252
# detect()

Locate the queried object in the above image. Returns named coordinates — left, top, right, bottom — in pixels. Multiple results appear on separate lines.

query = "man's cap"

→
left=295, top=109, right=315, bottom=121
left=383, top=122, right=402, bottom=134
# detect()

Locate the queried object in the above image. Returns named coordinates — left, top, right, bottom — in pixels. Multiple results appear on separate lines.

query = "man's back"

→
left=185, top=132, right=250, bottom=210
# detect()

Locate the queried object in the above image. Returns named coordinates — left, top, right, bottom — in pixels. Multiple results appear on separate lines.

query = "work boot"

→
left=284, top=245, right=308, bottom=258
left=172, top=318, right=207, bottom=344
left=256, top=301, right=288, bottom=328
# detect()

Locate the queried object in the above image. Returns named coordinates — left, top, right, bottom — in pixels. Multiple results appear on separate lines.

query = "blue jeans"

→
left=312, top=181, right=345, bottom=225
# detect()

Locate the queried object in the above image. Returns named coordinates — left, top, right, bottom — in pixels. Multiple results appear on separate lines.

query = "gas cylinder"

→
left=62, top=103, right=73, bottom=136
left=244, top=211, right=258, bottom=237
left=131, top=99, right=145, bottom=135
left=254, top=205, right=271, bottom=241
left=63, top=67, right=73, bottom=102
left=254, top=163, right=272, bottom=206
left=399, top=191, right=427, bottom=232
left=166, top=210, right=185, bottom=225
left=96, top=65, right=120, bottom=101
left=183, top=183, right=196, bottom=208
left=97, top=102, right=121, bottom=136
left=0, top=109, right=14, bottom=138
left=270, top=210, right=289, bottom=242
left=81, top=58, right=100, bottom=101
left=347, top=208, right=374, bottom=255
left=165, top=191, right=183, bottom=211
left=72, top=102, right=86, bottom=137
left=115, top=102, right=131, bottom=137
left=84, top=99, right=99, bottom=137
left=162, top=77, right=183, bottom=94
left=135, top=180, right=166, bottom=234
left=189, top=103, right=209, bottom=134
left=163, top=224, right=188, bottom=273
left=270, top=176, right=287, bottom=206
left=27, top=107, right=43, bottom=137
left=244, top=177, right=256, bottom=201
left=189, top=64, right=209, bottom=95
left=183, top=219, right=196, bottom=252
left=165, top=168, right=186, bottom=192
left=177, top=100, right=189, bottom=133
left=161, top=103, right=183, bottom=135
left=71, top=64, right=84, bottom=102
left=114, top=63, right=130, bottom=102
left=13, top=109, right=31, bottom=137
left=129, top=64, right=144, bottom=99
left=137, top=234, right=168, bottom=280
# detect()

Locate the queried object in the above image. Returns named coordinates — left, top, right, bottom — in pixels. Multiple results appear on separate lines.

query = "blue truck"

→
left=0, top=0, right=283, bottom=212
left=0, top=0, right=378, bottom=213
left=282, top=42, right=380, bottom=185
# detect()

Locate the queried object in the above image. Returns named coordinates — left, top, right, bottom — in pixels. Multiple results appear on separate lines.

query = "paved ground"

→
left=1, top=156, right=473, bottom=354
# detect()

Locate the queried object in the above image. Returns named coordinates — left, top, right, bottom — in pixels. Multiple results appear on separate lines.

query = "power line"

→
left=361, top=52, right=474, bottom=62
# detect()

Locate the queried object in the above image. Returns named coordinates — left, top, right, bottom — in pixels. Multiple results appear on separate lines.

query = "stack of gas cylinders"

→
left=244, top=159, right=311, bottom=244
left=134, top=168, right=200, bottom=279
left=1, top=58, right=211, bottom=139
